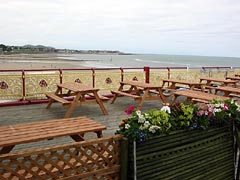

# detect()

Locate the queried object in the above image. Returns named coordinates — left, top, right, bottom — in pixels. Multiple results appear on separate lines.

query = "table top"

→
left=199, top=77, right=237, bottom=83
left=226, top=76, right=240, bottom=81
left=174, top=90, right=229, bottom=101
left=162, top=79, right=201, bottom=85
left=58, top=82, right=99, bottom=92
left=215, top=86, right=240, bottom=93
left=120, top=80, right=161, bottom=88
left=0, top=117, right=106, bottom=147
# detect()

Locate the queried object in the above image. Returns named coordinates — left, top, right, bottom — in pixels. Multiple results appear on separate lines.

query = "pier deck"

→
left=0, top=96, right=167, bottom=152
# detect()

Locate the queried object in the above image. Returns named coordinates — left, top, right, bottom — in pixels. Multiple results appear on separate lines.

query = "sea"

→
left=57, top=54, right=240, bottom=69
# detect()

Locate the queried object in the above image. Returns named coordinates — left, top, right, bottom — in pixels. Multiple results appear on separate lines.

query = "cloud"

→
left=0, top=0, right=240, bottom=57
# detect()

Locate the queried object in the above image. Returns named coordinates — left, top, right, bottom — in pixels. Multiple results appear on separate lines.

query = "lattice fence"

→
left=0, top=135, right=122, bottom=180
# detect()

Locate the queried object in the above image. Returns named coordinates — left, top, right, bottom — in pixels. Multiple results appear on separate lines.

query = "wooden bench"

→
left=172, top=90, right=230, bottom=104
left=46, top=92, right=71, bottom=105
left=0, top=117, right=107, bottom=154
left=192, top=98, right=209, bottom=104
left=86, top=93, right=109, bottom=102
left=111, top=90, right=141, bottom=99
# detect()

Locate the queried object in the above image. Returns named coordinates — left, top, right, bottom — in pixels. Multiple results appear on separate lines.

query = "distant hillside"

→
left=0, top=44, right=131, bottom=55
left=22, top=44, right=55, bottom=49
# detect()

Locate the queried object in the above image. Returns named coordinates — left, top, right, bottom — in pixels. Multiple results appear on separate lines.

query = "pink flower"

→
left=125, top=106, right=135, bottom=115
left=224, top=104, right=229, bottom=111
left=197, top=110, right=205, bottom=116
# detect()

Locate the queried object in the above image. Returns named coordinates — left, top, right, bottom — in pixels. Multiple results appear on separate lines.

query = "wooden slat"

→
left=111, top=90, right=140, bottom=99
left=126, top=126, right=234, bottom=179
left=45, top=93, right=70, bottom=105
left=192, top=98, right=209, bottom=103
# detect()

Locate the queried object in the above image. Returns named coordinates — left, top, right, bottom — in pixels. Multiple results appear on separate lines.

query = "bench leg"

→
left=46, top=98, right=55, bottom=109
left=93, top=91, right=108, bottom=115
left=95, top=131, right=103, bottom=138
left=111, top=94, right=118, bottom=104
left=46, top=88, right=61, bottom=109
left=70, top=134, right=84, bottom=141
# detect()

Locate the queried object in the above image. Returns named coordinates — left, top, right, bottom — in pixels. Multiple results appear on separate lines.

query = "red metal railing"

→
left=0, top=66, right=237, bottom=106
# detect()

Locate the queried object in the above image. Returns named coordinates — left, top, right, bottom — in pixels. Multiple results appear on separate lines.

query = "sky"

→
left=1, top=0, right=240, bottom=57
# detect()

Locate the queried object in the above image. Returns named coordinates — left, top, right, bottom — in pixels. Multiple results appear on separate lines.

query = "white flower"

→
left=143, top=121, right=150, bottom=128
left=125, top=124, right=130, bottom=129
left=149, top=125, right=160, bottom=133
left=161, top=106, right=171, bottom=114
left=138, top=115, right=146, bottom=123
left=236, top=104, right=240, bottom=112
left=214, top=108, right=222, bottom=113
left=139, top=121, right=150, bottom=130
left=136, top=110, right=141, bottom=117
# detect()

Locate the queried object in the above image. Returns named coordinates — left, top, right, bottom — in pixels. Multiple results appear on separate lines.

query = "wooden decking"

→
left=0, top=96, right=165, bottom=153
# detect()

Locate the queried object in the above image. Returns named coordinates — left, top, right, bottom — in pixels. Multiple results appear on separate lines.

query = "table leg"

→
left=111, top=84, right=124, bottom=104
left=70, top=134, right=84, bottom=141
left=46, top=87, right=61, bottom=109
left=95, top=131, right=103, bottom=138
left=157, top=88, right=167, bottom=104
left=0, top=145, right=15, bottom=154
left=169, top=82, right=176, bottom=90
left=171, top=94, right=179, bottom=105
left=137, top=89, right=148, bottom=110
left=64, top=93, right=82, bottom=118
left=93, top=91, right=108, bottom=115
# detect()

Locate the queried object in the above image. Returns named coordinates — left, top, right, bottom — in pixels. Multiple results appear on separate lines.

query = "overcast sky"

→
left=1, top=0, right=240, bottom=57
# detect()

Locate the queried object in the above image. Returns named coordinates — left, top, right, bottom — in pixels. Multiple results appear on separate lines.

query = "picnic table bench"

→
left=0, top=117, right=106, bottom=154
left=215, top=86, right=240, bottom=99
left=199, top=77, right=237, bottom=87
left=226, top=76, right=240, bottom=81
left=172, top=90, right=230, bottom=104
left=46, top=82, right=109, bottom=118
left=199, top=77, right=238, bottom=93
left=161, top=78, right=203, bottom=91
left=111, top=80, right=167, bottom=109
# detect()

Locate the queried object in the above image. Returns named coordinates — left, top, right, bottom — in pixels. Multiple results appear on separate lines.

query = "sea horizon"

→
left=57, top=53, right=240, bottom=69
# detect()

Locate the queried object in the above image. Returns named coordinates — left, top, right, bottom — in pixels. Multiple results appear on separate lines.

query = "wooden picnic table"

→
left=215, top=86, right=240, bottom=97
left=111, top=80, right=167, bottom=110
left=162, top=78, right=202, bottom=91
left=172, top=90, right=230, bottom=104
left=0, top=117, right=106, bottom=154
left=199, top=77, right=237, bottom=87
left=226, top=76, right=240, bottom=81
left=46, top=82, right=109, bottom=118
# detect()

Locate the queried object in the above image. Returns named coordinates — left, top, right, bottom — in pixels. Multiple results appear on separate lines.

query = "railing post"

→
left=120, top=68, right=124, bottom=81
left=167, top=67, right=170, bottom=79
left=144, top=66, right=150, bottom=83
left=22, top=70, right=26, bottom=101
left=92, top=68, right=95, bottom=88
left=59, top=69, right=63, bottom=83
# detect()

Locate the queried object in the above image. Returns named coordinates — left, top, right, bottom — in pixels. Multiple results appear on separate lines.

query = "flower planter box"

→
left=125, top=126, right=234, bottom=180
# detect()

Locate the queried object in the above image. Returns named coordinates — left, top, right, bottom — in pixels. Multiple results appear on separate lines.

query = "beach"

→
left=0, top=53, right=89, bottom=70
left=1, top=53, right=240, bottom=70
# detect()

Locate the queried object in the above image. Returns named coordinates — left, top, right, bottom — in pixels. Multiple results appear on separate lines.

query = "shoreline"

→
left=0, top=53, right=240, bottom=70
left=0, top=53, right=94, bottom=70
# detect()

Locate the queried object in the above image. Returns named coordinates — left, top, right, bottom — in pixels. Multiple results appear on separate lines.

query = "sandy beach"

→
left=0, top=53, right=89, bottom=70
